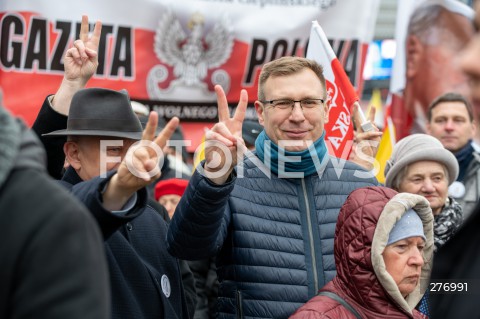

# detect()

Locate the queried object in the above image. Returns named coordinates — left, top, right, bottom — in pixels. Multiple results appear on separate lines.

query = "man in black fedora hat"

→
left=41, top=87, right=144, bottom=182
left=32, top=16, right=195, bottom=319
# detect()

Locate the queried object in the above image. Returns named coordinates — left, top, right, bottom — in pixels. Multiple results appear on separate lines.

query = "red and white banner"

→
left=307, top=21, right=358, bottom=158
left=0, top=0, right=380, bottom=152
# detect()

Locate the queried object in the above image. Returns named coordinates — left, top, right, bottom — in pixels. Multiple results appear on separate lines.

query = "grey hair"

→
left=391, top=165, right=410, bottom=191
left=407, top=4, right=448, bottom=46
left=66, top=136, right=80, bottom=142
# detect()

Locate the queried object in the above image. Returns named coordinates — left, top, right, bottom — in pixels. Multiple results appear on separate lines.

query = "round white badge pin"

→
left=448, top=181, right=466, bottom=198
left=161, top=274, right=171, bottom=298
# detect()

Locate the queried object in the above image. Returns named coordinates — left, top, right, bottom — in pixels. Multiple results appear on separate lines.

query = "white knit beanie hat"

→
left=384, top=134, right=459, bottom=188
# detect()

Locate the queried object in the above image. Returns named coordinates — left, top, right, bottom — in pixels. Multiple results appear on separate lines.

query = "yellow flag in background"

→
left=368, top=88, right=384, bottom=129
left=375, top=116, right=396, bottom=184
left=193, top=134, right=206, bottom=173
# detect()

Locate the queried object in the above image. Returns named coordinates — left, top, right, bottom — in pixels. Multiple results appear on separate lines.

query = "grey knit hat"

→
left=384, top=134, right=459, bottom=187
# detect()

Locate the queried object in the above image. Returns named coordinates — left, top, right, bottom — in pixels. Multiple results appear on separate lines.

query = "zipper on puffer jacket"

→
left=301, top=179, right=319, bottom=293
left=236, top=290, right=244, bottom=319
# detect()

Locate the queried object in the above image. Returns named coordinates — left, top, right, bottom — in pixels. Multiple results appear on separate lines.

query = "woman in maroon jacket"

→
left=290, top=186, right=434, bottom=319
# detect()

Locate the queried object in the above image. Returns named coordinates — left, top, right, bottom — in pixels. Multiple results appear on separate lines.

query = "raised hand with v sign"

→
left=203, top=85, right=248, bottom=185
left=53, top=15, right=102, bottom=115
left=102, top=112, right=180, bottom=211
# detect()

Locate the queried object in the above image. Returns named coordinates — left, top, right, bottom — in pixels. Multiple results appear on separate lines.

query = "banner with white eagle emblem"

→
left=0, top=0, right=380, bottom=153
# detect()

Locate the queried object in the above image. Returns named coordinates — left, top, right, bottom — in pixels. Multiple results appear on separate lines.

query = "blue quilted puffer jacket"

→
left=167, top=156, right=378, bottom=318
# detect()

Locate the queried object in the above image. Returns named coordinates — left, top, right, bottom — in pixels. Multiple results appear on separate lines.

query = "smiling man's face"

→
left=255, top=68, right=328, bottom=152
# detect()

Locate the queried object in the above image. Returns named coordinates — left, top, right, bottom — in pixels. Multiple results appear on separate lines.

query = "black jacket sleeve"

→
left=167, top=167, right=235, bottom=260
left=69, top=171, right=146, bottom=239
left=31, top=96, right=68, bottom=180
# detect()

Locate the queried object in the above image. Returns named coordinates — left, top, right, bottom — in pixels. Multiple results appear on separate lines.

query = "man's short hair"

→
left=408, top=4, right=445, bottom=45
left=427, top=92, right=474, bottom=122
left=257, top=56, right=326, bottom=101
left=408, top=3, right=472, bottom=47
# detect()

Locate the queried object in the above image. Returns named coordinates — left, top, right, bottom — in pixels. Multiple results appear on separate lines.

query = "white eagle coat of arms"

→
left=147, top=10, right=234, bottom=101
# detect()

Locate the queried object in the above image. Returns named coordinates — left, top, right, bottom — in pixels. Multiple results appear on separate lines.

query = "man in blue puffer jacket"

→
left=167, top=56, right=379, bottom=318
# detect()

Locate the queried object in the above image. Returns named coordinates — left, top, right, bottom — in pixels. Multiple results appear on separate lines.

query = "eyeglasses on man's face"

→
left=260, top=98, right=325, bottom=111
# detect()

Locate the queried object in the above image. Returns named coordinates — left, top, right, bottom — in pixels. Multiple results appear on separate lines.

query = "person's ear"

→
left=406, top=35, right=424, bottom=79
left=255, top=101, right=265, bottom=126
left=64, top=141, right=81, bottom=170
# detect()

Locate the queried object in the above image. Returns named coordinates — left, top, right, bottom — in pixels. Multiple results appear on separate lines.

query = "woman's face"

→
left=383, top=236, right=425, bottom=297
left=159, top=194, right=181, bottom=219
left=398, top=161, right=449, bottom=215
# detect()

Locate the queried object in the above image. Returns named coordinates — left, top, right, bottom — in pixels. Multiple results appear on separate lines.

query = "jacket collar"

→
left=62, top=166, right=84, bottom=185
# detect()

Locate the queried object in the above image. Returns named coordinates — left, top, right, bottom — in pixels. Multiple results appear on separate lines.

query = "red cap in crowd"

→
left=154, top=178, right=189, bottom=200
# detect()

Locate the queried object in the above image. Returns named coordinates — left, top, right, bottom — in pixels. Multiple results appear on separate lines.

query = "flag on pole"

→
left=375, top=116, right=396, bottom=184
left=307, top=21, right=357, bottom=159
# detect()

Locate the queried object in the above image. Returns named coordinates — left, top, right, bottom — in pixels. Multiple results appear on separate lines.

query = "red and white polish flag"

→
left=307, top=21, right=358, bottom=159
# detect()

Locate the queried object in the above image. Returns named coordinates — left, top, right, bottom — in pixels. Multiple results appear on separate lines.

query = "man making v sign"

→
left=167, top=56, right=378, bottom=319
left=33, top=16, right=193, bottom=319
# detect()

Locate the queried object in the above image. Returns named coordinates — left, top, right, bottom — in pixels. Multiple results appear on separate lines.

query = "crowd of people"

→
left=2, top=1, right=480, bottom=318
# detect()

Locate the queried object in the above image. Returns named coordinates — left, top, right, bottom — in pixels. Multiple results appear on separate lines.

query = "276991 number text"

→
left=429, top=282, right=467, bottom=293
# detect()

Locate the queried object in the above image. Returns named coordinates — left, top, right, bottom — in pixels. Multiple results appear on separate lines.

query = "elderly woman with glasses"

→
left=384, top=134, right=463, bottom=253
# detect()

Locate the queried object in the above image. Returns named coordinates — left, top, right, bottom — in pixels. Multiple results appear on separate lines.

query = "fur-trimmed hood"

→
left=334, top=186, right=434, bottom=316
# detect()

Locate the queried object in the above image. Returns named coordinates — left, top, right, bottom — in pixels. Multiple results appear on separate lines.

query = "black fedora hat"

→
left=43, top=88, right=143, bottom=140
